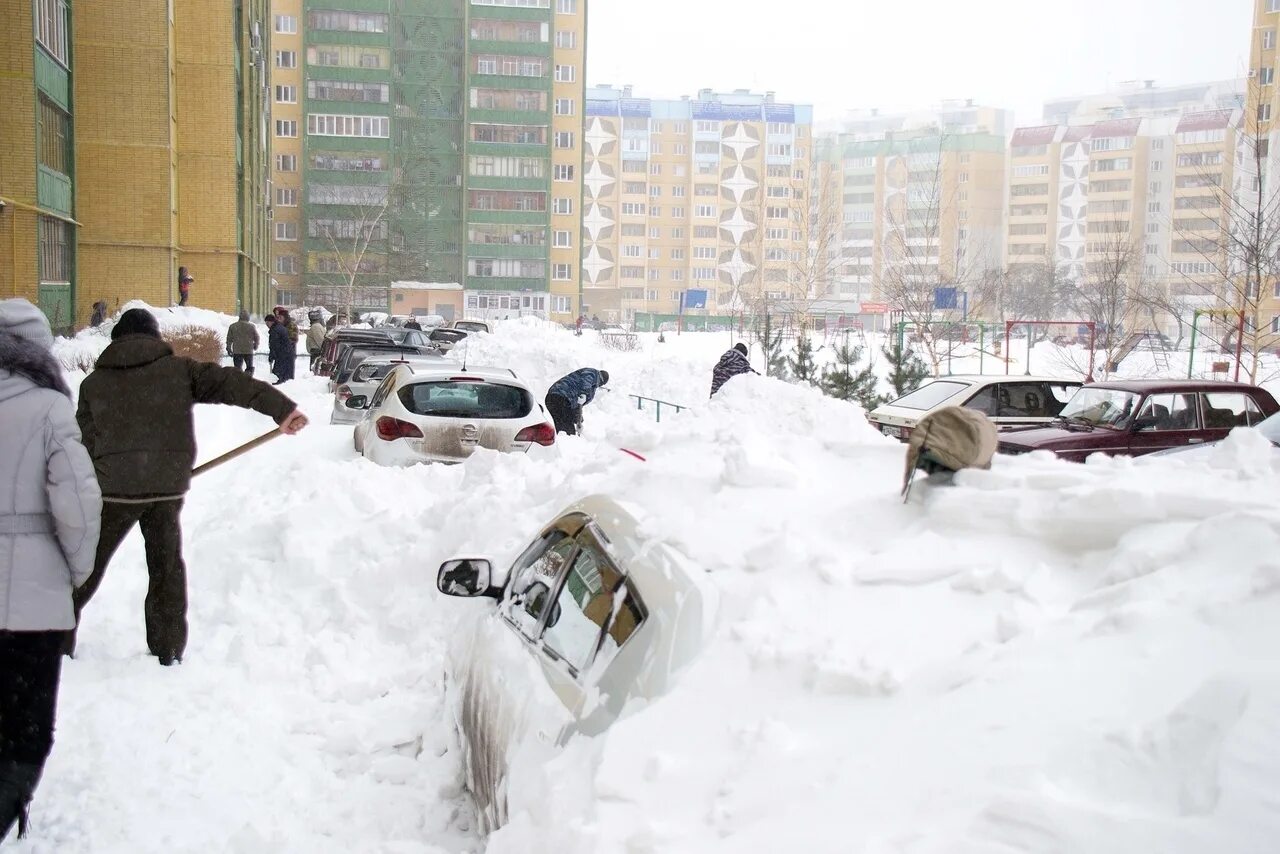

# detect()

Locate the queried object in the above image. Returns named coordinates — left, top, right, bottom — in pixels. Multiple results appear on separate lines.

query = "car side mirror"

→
left=437, top=558, right=497, bottom=598
left=346, top=395, right=368, bottom=409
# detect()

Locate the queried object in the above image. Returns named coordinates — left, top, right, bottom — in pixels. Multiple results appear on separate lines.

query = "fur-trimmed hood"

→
left=0, top=328, right=70, bottom=402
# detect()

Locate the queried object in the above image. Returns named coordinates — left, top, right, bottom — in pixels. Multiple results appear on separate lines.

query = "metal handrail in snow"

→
left=628, top=394, right=687, bottom=423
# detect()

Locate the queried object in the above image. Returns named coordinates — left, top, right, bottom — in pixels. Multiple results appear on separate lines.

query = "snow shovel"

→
left=192, top=428, right=283, bottom=477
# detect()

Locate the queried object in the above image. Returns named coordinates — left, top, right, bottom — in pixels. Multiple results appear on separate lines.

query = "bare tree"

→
left=1066, top=229, right=1150, bottom=377
left=309, top=193, right=390, bottom=321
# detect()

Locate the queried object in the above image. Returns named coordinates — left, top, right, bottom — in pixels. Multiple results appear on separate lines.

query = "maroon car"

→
left=997, top=380, right=1279, bottom=462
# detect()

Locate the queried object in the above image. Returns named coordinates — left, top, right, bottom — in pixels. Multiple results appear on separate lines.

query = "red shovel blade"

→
left=620, top=448, right=647, bottom=462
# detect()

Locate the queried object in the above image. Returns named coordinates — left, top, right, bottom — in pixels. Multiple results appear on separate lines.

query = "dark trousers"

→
left=232, top=354, right=254, bottom=375
left=72, top=499, right=188, bottom=661
left=545, top=393, right=581, bottom=436
left=0, top=632, right=64, bottom=765
left=178, top=291, right=189, bottom=306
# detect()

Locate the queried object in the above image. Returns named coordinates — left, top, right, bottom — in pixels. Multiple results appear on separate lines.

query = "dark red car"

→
left=997, top=380, right=1280, bottom=462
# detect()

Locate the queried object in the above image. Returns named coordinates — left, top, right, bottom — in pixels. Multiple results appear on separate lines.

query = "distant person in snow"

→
left=177, top=267, right=194, bottom=307
left=275, top=306, right=299, bottom=350
left=69, top=308, right=308, bottom=666
left=545, top=368, right=609, bottom=436
left=226, top=311, right=259, bottom=376
left=0, top=299, right=101, bottom=842
left=89, top=300, right=108, bottom=328
left=264, top=314, right=293, bottom=385
left=305, top=311, right=326, bottom=374
left=403, top=317, right=423, bottom=331
left=710, top=343, right=757, bottom=397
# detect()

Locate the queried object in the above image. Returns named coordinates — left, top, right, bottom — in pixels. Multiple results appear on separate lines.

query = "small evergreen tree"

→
left=787, top=331, right=821, bottom=385
left=821, top=335, right=883, bottom=409
left=754, top=310, right=789, bottom=379
left=881, top=338, right=931, bottom=399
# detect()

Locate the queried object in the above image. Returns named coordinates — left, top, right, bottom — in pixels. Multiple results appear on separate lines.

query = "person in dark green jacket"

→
left=70, top=309, right=309, bottom=664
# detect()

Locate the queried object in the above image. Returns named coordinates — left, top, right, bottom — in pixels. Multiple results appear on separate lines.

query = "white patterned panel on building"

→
left=582, top=116, right=619, bottom=285
left=1057, top=140, right=1090, bottom=279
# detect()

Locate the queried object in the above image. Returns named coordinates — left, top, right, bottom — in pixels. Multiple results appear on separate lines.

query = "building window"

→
left=276, top=188, right=299, bottom=207
left=1260, top=104, right=1273, bottom=122
left=308, top=80, right=390, bottom=103
left=275, top=85, right=297, bottom=104
left=306, top=114, right=391, bottom=138
left=553, top=230, right=572, bottom=247
left=555, top=30, right=577, bottom=48
left=36, top=97, right=70, bottom=175
left=554, top=98, right=575, bottom=115
left=275, top=14, right=297, bottom=33
left=554, top=65, right=576, bottom=83
left=276, top=255, right=299, bottom=274
left=307, top=11, right=389, bottom=33
left=314, top=154, right=387, bottom=173
left=1263, top=67, right=1277, bottom=86
left=471, top=123, right=547, bottom=145
left=275, top=120, right=298, bottom=137
left=34, top=0, right=69, bottom=65
left=471, top=0, right=551, bottom=6
left=1270, top=0, right=1280, bottom=12
left=308, top=45, right=389, bottom=69
left=37, top=216, right=70, bottom=284
left=552, top=263, right=572, bottom=280
left=275, top=50, right=297, bottom=69
left=695, top=205, right=717, bottom=218
left=276, top=154, right=297, bottom=172
left=556, top=0, right=578, bottom=12
left=553, top=295, right=572, bottom=313
left=671, top=207, right=685, bottom=218
left=553, top=164, right=574, bottom=181
left=1266, top=30, right=1277, bottom=50
left=553, top=197, right=573, bottom=214
left=275, top=222, right=298, bottom=241
left=554, top=131, right=574, bottom=148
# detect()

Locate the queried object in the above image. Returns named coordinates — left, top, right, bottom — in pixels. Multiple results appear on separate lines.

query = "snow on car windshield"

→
left=888, top=380, right=969, bottom=410
left=1258, top=411, right=1280, bottom=443
left=1058, top=387, right=1140, bottom=428
left=397, top=381, right=531, bottom=419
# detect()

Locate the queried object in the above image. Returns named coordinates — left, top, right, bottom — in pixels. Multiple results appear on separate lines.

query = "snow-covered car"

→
left=451, top=319, right=490, bottom=334
left=1149, top=407, right=1280, bottom=460
left=868, top=375, right=1082, bottom=440
left=434, top=495, right=714, bottom=833
left=350, top=364, right=555, bottom=465
left=329, top=353, right=447, bottom=426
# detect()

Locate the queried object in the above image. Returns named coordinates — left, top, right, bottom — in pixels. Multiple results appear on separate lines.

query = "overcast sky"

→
left=586, top=0, right=1254, bottom=128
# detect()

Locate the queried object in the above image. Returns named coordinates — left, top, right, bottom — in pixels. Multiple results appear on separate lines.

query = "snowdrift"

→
left=30, top=319, right=1280, bottom=853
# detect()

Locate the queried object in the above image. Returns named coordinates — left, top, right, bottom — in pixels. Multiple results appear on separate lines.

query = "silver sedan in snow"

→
left=434, top=495, right=715, bottom=833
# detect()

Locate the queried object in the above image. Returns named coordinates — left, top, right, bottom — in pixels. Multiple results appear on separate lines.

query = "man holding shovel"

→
left=69, top=309, right=308, bottom=665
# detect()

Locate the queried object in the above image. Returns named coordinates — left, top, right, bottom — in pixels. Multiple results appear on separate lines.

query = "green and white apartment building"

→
left=272, top=0, right=587, bottom=322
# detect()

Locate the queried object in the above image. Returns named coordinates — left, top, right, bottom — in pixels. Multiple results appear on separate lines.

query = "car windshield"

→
left=351, top=362, right=402, bottom=384
left=453, top=321, right=486, bottom=333
left=1257, top=411, right=1280, bottom=444
left=398, top=381, right=531, bottom=419
left=888, top=381, right=970, bottom=410
left=1057, top=387, right=1140, bottom=429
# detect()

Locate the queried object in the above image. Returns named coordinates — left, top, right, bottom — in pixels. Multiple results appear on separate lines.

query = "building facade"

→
left=270, top=0, right=304, bottom=306
left=281, top=0, right=586, bottom=323
left=580, top=86, right=815, bottom=324
left=1248, top=0, right=1280, bottom=344
left=0, top=0, right=77, bottom=328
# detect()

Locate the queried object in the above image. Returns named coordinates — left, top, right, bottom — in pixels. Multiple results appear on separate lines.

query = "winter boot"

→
left=0, top=760, right=44, bottom=842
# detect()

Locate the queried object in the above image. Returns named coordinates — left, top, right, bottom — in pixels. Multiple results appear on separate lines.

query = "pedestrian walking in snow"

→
left=575, top=315, right=584, bottom=336
left=710, top=343, right=757, bottom=397
left=265, top=314, right=293, bottom=385
left=69, top=308, right=308, bottom=665
left=545, top=368, right=609, bottom=436
left=403, top=317, right=423, bottom=331
left=305, top=311, right=326, bottom=374
left=0, top=299, right=101, bottom=842
left=226, top=311, right=259, bottom=376
left=89, top=300, right=107, bottom=328
left=177, top=267, right=194, bottom=307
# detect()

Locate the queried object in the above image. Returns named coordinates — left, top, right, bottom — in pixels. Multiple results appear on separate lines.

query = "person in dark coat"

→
left=89, top=300, right=107, bottom=328
left=70, top=308, right=308, bottom=664
left=403, top=318, right=423, bottom=331
left=265, top=314, right=293, bottom=385
left=226, top=311, right=259, bottom=375
left=711, top=343, right=758, bottom=397
left=545, top=368, right=609, bottom=436
left=177, top=268, right=194, bottom=307
left=0, top=299, right=101, bottom=842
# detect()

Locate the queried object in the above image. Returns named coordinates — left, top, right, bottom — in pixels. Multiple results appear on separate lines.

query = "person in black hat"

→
left=70, top=308, right=308, bottom=665
left=710, top=343, right=757, bottom=397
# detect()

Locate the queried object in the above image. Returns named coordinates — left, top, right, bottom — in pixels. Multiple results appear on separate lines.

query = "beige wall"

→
left=390, top=287, right=464, bottom=319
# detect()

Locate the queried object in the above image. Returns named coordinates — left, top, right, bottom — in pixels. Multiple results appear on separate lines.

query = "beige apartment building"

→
left=581, top=87, right=814, bottom=325
left=269, top=0, right=303, bottom=305
left=1248, top=0, right=1280, bottom=344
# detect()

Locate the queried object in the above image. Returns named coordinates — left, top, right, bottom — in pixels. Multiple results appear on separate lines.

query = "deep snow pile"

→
left=25, top=317, right=1280, bottom=853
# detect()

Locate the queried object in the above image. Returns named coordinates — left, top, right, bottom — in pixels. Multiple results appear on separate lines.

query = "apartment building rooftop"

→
left=1042, top=78, right=1245, bottom=125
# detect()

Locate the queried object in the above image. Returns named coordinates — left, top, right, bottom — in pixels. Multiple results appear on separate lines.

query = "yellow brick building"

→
left=1248, top=0, right=1280, bottom=344
left=269, top=0, right=303, bottom=304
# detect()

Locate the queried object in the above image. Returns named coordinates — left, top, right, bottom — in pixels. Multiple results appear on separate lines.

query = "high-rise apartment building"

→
left=283, top=0, right=586, bottom=323
left=1043, top=79, right=1245, bottom=126
left=1248, top=0, right=1280, bottom=344
left=271, top=0, right=304, bottom=305
left=814, top=104, right=1009, bottom=307
left=74, top=0, right=273, bottom=316
left=580, top=86, right=814, bottom=324
left=0, top=0, right=77, bottom=328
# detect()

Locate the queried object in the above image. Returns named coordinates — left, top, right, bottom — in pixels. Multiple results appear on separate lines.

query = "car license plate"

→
left=881, top=424, right=896, bottom=437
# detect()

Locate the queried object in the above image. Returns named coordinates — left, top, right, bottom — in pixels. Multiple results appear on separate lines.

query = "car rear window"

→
left=889, top=381, right=970, bottom=410
left=453, top=321, right=487, bottom=333
left=397, top=381, right=531, bottom=419
left=351, top=362, right=402, bottom=383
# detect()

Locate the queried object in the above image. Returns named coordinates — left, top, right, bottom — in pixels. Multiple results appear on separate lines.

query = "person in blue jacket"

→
left=264, top=314, right=294, bottom=385
left=545, top=368, right=609, bottom=435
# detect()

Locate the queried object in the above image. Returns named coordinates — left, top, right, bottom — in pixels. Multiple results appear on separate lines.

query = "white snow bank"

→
left=30, top=319, right=1280, bottom=853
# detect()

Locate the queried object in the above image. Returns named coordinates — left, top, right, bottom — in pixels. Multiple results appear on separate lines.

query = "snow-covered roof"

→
left=390, top=281, right=464, bottom=292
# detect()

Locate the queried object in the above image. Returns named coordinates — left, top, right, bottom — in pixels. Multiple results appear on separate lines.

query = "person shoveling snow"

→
left=545, top=367, right=609, bottom=436
left=902, top=405, right=998, bottom=500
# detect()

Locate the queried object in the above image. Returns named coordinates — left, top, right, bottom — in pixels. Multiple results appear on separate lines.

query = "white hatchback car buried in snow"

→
left=350, top=364, right=555, bottom=464
left=435, top=495, right=714, bottom=834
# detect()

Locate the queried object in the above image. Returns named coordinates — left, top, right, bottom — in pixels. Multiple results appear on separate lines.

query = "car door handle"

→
left=1187, top=438, right=1205, bottom=444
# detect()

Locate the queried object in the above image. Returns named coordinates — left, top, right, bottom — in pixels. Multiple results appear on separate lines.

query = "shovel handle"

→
left=192, top=428, right=283, bottom=477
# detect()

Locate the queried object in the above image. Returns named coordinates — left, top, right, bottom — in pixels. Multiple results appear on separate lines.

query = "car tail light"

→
left=375, top=416, right=424, bottom=441
left=336, top=385, right=353, bottom=401
left=515, top=423, right=556, bottom=446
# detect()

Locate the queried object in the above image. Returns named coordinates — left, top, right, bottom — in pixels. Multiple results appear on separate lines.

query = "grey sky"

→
left=586, top=0, right=1253, bottom=128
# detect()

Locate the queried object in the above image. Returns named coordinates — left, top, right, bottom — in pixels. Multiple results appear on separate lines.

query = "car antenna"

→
left=461, top=335, right=470, bottom=372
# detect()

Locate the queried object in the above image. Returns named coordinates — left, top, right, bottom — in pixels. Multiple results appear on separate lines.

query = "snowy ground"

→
left=20, top=308, right=1280, bottom=852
